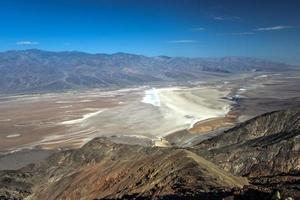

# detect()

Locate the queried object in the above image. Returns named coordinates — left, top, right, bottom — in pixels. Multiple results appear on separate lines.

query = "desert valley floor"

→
left=0, top=71, right=300, bottom=170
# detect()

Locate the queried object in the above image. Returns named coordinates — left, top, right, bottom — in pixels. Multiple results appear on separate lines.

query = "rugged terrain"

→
left=0, top=49, right=296, bottom=93
left=194, top=108, right=300, bottom=198
left=0, top=108, right=299, bottom=199
left=0, top=138, right=248, bottom=200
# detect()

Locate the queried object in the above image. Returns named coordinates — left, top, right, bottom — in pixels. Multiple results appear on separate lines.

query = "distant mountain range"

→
left=0, top=49, right=297, bottom=93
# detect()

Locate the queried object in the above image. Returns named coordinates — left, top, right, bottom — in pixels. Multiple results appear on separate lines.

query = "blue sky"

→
left=0, top=0, right=300, bottom=64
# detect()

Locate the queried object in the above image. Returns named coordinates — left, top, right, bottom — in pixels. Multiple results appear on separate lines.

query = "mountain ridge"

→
left=0, top=138, right=248, bottom=200
left=194, top=108, right=300, bottom=198
left=0, top=49, right=297, bottom=94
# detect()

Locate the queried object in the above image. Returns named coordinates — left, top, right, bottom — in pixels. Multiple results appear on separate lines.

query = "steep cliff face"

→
left=194, top=108, right=300, bottom=198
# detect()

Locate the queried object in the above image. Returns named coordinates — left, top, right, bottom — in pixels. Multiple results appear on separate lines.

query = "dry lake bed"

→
left=0, top=72, right=299, bottom=155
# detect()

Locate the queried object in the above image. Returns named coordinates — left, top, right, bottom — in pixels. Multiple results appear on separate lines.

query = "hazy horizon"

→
left=1, top=0, right=300, bottom=64
left=1, top=48, right=299, bottom=66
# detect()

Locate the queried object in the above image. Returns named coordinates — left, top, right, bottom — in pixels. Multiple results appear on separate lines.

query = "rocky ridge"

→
left=194, top=108, right=300, bottom=198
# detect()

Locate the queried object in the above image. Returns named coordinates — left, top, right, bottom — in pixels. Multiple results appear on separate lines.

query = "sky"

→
left=0, top=0, right=300, bottom=64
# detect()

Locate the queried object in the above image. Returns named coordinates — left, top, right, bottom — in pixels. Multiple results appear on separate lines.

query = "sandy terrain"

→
left=0, top=85, right=232, bottom=153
